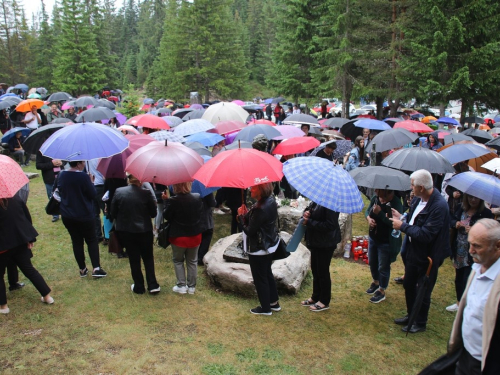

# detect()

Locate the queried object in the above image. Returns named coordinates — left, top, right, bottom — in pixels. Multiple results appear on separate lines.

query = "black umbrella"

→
left=443, top=133, right=474, bottom=145
left=96, top=99, right=116, bottom=110
left=461, top=128, right=493, bottom=143
left=47, top=92, right=73, bottom=102
left=349, top=166, right=411, bottom=191
left=323, top=117, right=349, bottom=128
left=182, top=109, right=205, bottom=121
left=74, top=96, right=99, bottom=107
left=51, top=117, right=74, bottom=124
left=382, top=147, right=455, bottom=173
left=485, top=137, right=500, bottom=152
left=173, top=108, right=194, bottom=119
left=23, top=123, right=65, bottom=153
left=339, top=120, right=363, bottom=140
left=75, top=107, right=116, bottom=123
left=272, top=96, right=285, bottom=104
left=158, top=108, right=172, bottom=115
left=369, top=128, right=418, bottom=152
left=461, top=116, right=484, bottom=124
left=282, top=113, right=320, bottom=126
left=184, top=141, right=212, bottom=157
left=406, top=257, right=433, bottom=336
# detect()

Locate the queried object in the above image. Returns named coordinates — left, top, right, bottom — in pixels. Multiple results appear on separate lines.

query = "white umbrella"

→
left=201, top=102, right=250, bottom=125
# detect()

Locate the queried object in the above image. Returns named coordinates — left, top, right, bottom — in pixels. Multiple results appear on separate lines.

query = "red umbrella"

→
left=125, top=141, right=204, bottom=185
left=126, top=114, right=170, bottom=130
left=0, top=155, right=29, bottom=198
left=272, top=137, right=320, bottom=156
left=394, top=120, right=433, bottom=133
left=193, top=148, right=283, bottom=188
left=208, top=120, right=248, bottom=135
left=125, top=133, right=155, bottom=147
left=248, top=119, right=276, bottom=126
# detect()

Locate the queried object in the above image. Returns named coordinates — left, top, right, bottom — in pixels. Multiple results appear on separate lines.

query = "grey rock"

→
left=25, top=172, right=39, bottom=179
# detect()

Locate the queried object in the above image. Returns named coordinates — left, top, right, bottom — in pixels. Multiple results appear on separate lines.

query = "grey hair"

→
left=410, top=169, right=433, bottom=190
left=474, top=218, right=500, bottom=246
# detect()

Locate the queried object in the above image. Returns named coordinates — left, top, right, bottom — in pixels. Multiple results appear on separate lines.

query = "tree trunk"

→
left=376, top=97, right=384, bottom=119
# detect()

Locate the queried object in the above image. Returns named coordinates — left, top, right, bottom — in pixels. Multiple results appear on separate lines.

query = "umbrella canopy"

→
left=462, top=116, right=485, bottom=124
left=190, top=103, right=204, bottom=110
left=47, top=92, right=72, bottom=102
left=96, top=99, right=116, bottom=110
left=15, top=99, right=44, bottom=112
left=116, top=125, right=140, bottom=135
left=481, top=158, right=500, bottom=174
left=0, top=101, right=14, bottom=110
left=173, top=119, right=215, bottom=136
left=349, top=166, right=411, bottom=191
left=437, top=117, right=460, bottom=126
left=0, top=155, right=29, bottom=198
left=443, top=133, right=474, bottom=145
left=322, top=129, right=345, bottom=139
left=485, top=136, right=500, bottom=152
left=149, top=130, right=186, bottom=143
left=182, top=109, right=205, bottom=122
left=27, top=93, right=42, bottom=99
left=61, top=101, right=76, bottom=110
left=233, top=124, right=281, bottom=142
left=248, top=119, right=276, bottom=126
left=282, top=113, right=320, bottom=127
left=394, top=120, right=433, bottom=133
left=193, top=148, right=283, bottom=188
left=126, top=114, right=170, bottom=130
left=13, top=83, right=28, bottom=92
left=50, top=117, right=74, bottom=124
left=125, top=141, right=204, bottom=185
left=209, top=120, right=247, bottom=135
left=186, top=132, right=224, bottom=147
left=184, top=141, right=212, bottom=157
left=323, top=117, right=349, bottom=129
left=283, top=157, right=364, bottom=213
left=157, top=107, right=173, bottom=115
left=355, top=119, right=392, bottom=131
left=438, top=143, right=492, bottom=165
left=272, top=137, right=320, bottom=156
left=339, top=120, right=363, bottom=139
left=201, top=102, right=250, bottom=125
left=74, top=96, right=99, bottom=107
left=461, top=128, right=493, bottom=143
left=40, top=122, right=129, bottom=161
left=309, top=140, right=352, bottom=159
left=75, top=107, right=116, bottom=123
left=448, top=172, right=500, bottom=206
left=273, top=124, right=307, bottom=140
left=422, top=116, right=437, bottom=124
left=368, top=128, right=418, bottom=152
left=191, top=155, right=220, bottom=197
left=161, top=116, right=183, bottom=127
left=231, top=100, right=245, bottom=106
left=381, top=147, right=455, bottom=173
left=1, top=127, right=31, bottom=143
left=22, top=123, right=66, bottom=154
left=143, top=98, right=154, bottom=105
left=222, top=140, right=253, bottom=151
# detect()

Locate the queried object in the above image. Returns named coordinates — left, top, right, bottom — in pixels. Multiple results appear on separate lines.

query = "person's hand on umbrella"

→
left=52, top=159, right=62, bottom=167
left=161, top=189, right=170, bottom=200
left=237, top=204, right=248, bottom=216
left=302, top=210, right=311, bottom=225
left=367, top=216, right=377, bottom=229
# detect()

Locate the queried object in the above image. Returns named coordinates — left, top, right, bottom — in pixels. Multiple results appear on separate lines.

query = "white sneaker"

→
left=188, top=287, right=195, bottom=295
left=213, top=209, right=225, bottom=215
left=446, top=303, right=459, bottom=312
left=172, top=285, right=187, bottom=294
left=0, top=307, right=10, bottom=314
left=41, top=296, right=54, bottom=305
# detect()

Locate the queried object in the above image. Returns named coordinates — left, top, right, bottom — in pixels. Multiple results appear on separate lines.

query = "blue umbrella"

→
left=0, top=93, right=19, bottom=100
left=192, top=155, right=220, bottom=197
left=411, top=113, right=425, bottom=119
left=354, top=119, right=392, bottom=131
left=40, top=122, right=129, bottom=161
left=283, top=157, right=364, bottom=213
left=161, top=116, right=183, bottom=127
left=14, top=83, right=28, bottom=92
left=438, top=143, right=491, bottom=164
left=143, top=98, right=154, bottom=104
left=1, top=127, right=31, bottom=143
left=186, top=132, right=224, bottom=147
left=447, top=172, right=500, bottom=206
left=437, top=117, right=460, bottom=126
left=233, top=124, right=281, bottom=142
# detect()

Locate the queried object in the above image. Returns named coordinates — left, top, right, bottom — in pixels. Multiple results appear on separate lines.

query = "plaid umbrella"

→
left=308, top=139, right=352, bottom=159
left=283, top=157, right=364, bottom=213
left=149, top=130, right=186, bottom=143
left=173, top=119, right=215, bottom=136
left=447, top=171, right=500, bottom=206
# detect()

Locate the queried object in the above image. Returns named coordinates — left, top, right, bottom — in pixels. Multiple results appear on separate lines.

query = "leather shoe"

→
left=402, top=324, right=426, bottom=333
left=9, top=282, right=25, bottom=291
left=394, top=315, right=409, bottom=325
left=52, top=216, right=59, bottom=222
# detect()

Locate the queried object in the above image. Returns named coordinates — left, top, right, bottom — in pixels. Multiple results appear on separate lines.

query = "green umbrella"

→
left=27, top=93, right=42, bottom=99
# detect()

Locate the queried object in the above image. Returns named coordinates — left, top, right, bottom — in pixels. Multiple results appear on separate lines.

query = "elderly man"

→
left=448, top=218, right=500, bottom=375
left=391, top=169, right=451, bottom=333
left=65, top=107, right=77, bottom=122
left=46, top=104, right=63, bottom=123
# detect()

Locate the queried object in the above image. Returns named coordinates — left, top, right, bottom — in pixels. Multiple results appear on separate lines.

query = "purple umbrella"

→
left=102, top=111, right=127, bottom=125
left=273, top=125, right=306, bottom=140
left=190, top=104, right=204, bottom=110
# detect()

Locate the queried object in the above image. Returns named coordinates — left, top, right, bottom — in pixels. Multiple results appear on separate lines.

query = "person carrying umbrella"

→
left=422, top=131, right=443, bottom=151
left=390, top=169, right=451, bottom=333
left=7, top=130, right=27, bottom=165
left=19, top=105, right=41, bottom=166
left=35, top=150, right=64, bottom=222
left=65, top=107, right=77, bottom=122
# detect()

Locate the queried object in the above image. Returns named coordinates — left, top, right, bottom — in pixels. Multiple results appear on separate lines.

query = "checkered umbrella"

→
left=283, top=157, right=364, bottom=213
left=149, top=130, right=186, bottom=143
left=447, top=171, right=500, bottom=206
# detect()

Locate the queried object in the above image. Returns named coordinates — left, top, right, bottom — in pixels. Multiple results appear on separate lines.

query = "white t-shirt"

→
left=408, top=200, right=427, bottom=242
left=24, top=112, right=39, bottom=129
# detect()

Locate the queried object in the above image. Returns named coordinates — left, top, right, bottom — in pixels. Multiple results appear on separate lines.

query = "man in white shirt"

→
left=21, top=105, right=41, bottom=130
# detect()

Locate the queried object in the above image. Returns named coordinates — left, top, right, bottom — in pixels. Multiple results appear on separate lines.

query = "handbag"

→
left=157, top=221, right=171, bottom=249
left=272, top=238, right=289, bottom=260
left=108, top=231, right=123, bottom=254
left=45, top=196, right=60, bottom=215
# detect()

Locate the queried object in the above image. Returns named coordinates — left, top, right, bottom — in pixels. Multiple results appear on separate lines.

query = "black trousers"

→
left=230, top=208, right=238, bottom=235
left=0, top=244, right=51, bottom=305
left=249, top=253, right=278, bottom=312
left=198, top=228, right=213, bottom=265
left=62, top=217, right=101, bottom=270
left=93, top=185, right=105, bottom=241
left=455, top=265, right=472, bottom=302
left=6, top=258, right=19, bottom=287
left=116, top=231, right=159, bottom=293
left=309, top=246, right=335, bottom=306
left=403, top=258, right=443, bottom=326
left=455, top=348, right=481, bottom=375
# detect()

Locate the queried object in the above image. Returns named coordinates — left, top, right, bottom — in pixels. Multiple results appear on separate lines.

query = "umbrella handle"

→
left=426, top=257, right=433, bottom=277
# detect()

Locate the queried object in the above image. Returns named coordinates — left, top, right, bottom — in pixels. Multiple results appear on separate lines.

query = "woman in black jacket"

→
left=301, top=202, right=340, bottom=312
left=36, top=151, right=64, bottom=222
left=238, top=182, right=280, bottom=315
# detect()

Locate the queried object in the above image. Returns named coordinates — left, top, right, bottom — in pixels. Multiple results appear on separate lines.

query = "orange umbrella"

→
left=15, top=99, right=44, bottom=112
left=437, top=141, right=498, bottom=174
left=422, top=116, right=437, bottom=124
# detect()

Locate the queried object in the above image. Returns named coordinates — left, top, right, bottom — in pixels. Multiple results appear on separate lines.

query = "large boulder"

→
left=204, top=232, right=310, bottom=295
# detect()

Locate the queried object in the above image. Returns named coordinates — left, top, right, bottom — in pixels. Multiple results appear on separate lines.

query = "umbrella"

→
left=149, top=130, right=186, bottom=143
left=0, top=155, right=29, bottom=198
left=222, top=140, right=253, bottom=151
left=0, top=101, right=15, bottom=110
left=201, top=102, right=250, bottom=124
left=231, top=100, right=245, bottom=106
left=437, top=143, right=492, bottom=165
left=61, top=101, right=76, bottom=110
left=282, top=113, right=320, bottom=127
left=190, top=104, right=204, bottom=110
left=0, top=97, right=22, bottom=107
left=22, top=123, right=66, bottom=154
left=192, top=155, right=220, bottom=197
left=96, top=99, right=116, bottom=110
left=368, top=128, right=418, bottom=152
left=15, top=99, right=44, bottom=112
left=481, top=158, right=500, bottom=174
left=349, top=166, right=411, bottom=191
left=208, top=120, right=247, bottom=135
left=172, top=108, right=194, bottom=118
left=436, top=117, right=460, bottom=126
left=309, top=140, right=352, bottom=159
left=186, top=132, right=224, bottom=147
left=184, top=141, right=212, bottom=157
left=322, top=129, right=345, bottom=139
left=182, top=109, right=206, bottom=122
left=394, top=120, right=433, bottom=133
left=322, top=118, right=349, bottom=129
left=462, top=116, right=484, bottom=124
left=13, top=83, right=28, bottom=92
left=143, top=98, right=154, bottom=104
left=272, top=137, right=320, bottom=156
left=40, top=122, right=129, bottom=161
left=173, top=119, right=215, bottom=136
left=27, top=93, right=42, bottom=99
left=283, top=157, right=364, bottom=213
left=422, top=116, right=437, bottom=124
left=75, top=107, right=116, bottom=123
left=248, top=119, right=276, bottom=126
left=74, top=96, right=99, bottom=107
left=125, top=140, right=204, bottom=185
left=47, top=92, right=72, bottom=102
left=381, top=147, right=455, bottom=173
left=50, top=117, right=73, bottom=124
left=339, top=120, right=363, bottom=139
left=161, top=116, right=183, bottom=127
left=124, top=134, right=155, bottom=148
left=116, top=125, right=140, bottom=135
left=438, top=141, right=496, bottom=174
left=271, top=97, right=285, bottom=104
left=355, top=119, right=392, bottom=131
left=443, top=133, right=474, bottom=145
left=272, top=125, right=307, bottom=140
left=233, top=124, right=281, bottom=142
left=126, top=114, right=170, bottom=130
left=461, top=128, right=493, bottom=143
left=1, top=127, right=31, bottom=143
left=157, top=108, right=173, bottom=115
left=447, top=172, right=500, bottom=206
left=410, top=113, right=425, bottom=119
left=405, top=257, right=433, bottom=336
left=193, top=148, right=283, bottom=188
left=485, top=137, right=500, bottom=152
left=488, top=128, right=500, bottom=135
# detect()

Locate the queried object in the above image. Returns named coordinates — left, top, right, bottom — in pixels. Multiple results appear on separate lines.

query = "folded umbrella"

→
left=381, top=147, right=455, bottom=173
left=186, top=132, right=224, bottom=147
left=349, top=166, right=411, bottom=191
left=447, top=171, right=500, bottom=206
left=233, top=124, right=281, bottom=142
left=149, top=130, right=186, bottom=143
left=173, top=119, right=215, bottom=136
left=0, top=155, right=29, bottom=198
left=75, top=107, right=116, bottom=123
left=272, top=137, right=320, bottom=156
left=22, top=123, right=66, bottom=154
left=1, top=127, right=32, bottom=143
left=368, top=128, right=418, bottom=152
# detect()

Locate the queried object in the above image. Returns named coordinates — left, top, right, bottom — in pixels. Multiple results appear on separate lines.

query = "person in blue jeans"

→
left=365, top=189, right=403, bottom=303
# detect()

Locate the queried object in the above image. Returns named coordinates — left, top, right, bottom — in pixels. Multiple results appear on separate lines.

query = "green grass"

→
left=0, top=168, right=457, bottom=374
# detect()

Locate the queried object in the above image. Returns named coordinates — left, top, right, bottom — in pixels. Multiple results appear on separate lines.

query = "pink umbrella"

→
left=117, top=125, right=140, bottom=135
left=394, top=120, right=433, bottom=133
left=272, top=125, right=306, bottom=140
left=248, top=119, right=276, bottom=126
left=126, top=114, right=170, bottom=130
left=61, top=101, right=75, bottom=110
left=208, top=120, right=247, bottom=135
left=125, top=141, right=204, bottom=185
left=0, top=155, right=29, bottom=198
left=272, top=137, right=320, bottom=156
left=125, top=134, right=155, bottom=148
left=231, top=100, right=245, bottom=106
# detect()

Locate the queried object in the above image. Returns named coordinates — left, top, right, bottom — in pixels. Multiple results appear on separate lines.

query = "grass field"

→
left=1, top=168, right=458, bottom=374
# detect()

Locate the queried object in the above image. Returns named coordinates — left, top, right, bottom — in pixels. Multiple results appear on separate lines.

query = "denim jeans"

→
left=368, top=237, right=391, bottom=290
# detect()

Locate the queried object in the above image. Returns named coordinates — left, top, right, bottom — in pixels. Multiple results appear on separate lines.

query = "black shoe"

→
left=9, top=282, right=25, bottom=291
left=394, top=276, right=404, bottom=284
left=369, top=290, right=386, bottom=304
left=92, top=267, right=107, bottom=278
left=250, top=306, right=272, bottom=316
left=80, top=267, right=88, bottom=278
left=366, top=282, right=380, bottom=295
left=402, top=324, right=426, bottom=333
left=394, top=315, right=409, bottom=325
left=102, top=239, right=109, bottom=246
left=51, top=216, right=59, bottom=222
left=270, top=302, right=281, bottom=312
left=117, top=251, right=128, bottom=259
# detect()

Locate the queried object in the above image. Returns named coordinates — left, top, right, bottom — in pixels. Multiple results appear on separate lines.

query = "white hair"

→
left=475, top=218, right=500, bottom=246
left=410, top=169, right=433, bottom=190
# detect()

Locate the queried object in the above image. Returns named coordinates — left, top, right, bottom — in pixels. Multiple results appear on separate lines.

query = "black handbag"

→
left=272, top=215, right=290, bottom=261
left=157, top=221, right=171, bottom=249
left=45, top=196, right=60, bottom=215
